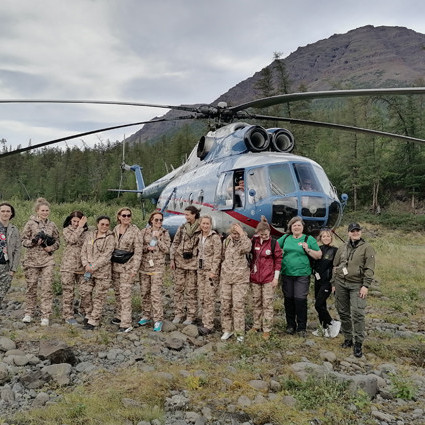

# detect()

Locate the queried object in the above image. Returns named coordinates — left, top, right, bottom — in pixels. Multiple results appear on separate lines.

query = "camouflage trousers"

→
left=81, top=277, right=110, bottom=326
left=140, top=271, right=164, bottom=322
left=61, top=271, right=84, bottom=320
left=173, top=268, right=198, bottom=321
left=112, top=271, right=136, bottom=328
left=23, top=265, right=55, bottom=320
left=0, top=263, right=13, bottom=305
left=197, top=269, right=218, bottom=329
left=220, top=281, right=249, bottom=334
left=251, top=282, right=275, bottom=332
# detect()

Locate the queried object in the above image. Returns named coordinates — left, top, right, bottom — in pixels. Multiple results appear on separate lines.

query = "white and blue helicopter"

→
left=2, top=87, right=425, bottom=237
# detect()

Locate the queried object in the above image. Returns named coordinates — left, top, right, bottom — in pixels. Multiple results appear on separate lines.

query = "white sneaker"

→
left=221, top=331, right=234, bottom=340
left=236, top=335, right=245, bottom=343
left=329, top=320, right=341, bottom=338
left=182, top=319, right=193, bottom=325
left=172, top=317, right=182, bottom=324
left=40, top=318, right=49, bottom=327
left=324, top=328, right=330, bottom=338
left=22, top=315, right=32, bottom=323
left=312, top=329, right=321, bottom=337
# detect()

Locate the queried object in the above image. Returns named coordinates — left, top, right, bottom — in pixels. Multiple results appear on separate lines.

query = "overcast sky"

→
left=1, top=0, right=425, bottom=151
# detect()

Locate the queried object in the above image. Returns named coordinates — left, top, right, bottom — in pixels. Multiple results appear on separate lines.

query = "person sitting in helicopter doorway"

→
left=234, top=177, right=245, bottom=207
left=332, top=223, right=375, bottom=358
left=0, top=202, right=21, bottom=308
left=170, top=205, right=201, bottom=325
left=311, top=229, right=341, bottom=338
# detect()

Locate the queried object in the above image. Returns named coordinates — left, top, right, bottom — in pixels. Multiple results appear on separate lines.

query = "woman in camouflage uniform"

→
left=110, top=207, right=143, bottom=333
left=220, top=222, right=251, bottom=342
left=21, top=198, right=60, bottom=326
left=60, top=211, right=88, bottom=325
left=170, top=206, right=201, bottom=325
left=0, top=202, right=21, bottom=307
left=138, top=211, right=171, bottom=332
left=81, top=216, right=115, bottom=330
left=197, top=215, right=222, bottom=336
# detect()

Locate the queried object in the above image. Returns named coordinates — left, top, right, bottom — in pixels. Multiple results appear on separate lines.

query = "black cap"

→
left=348, top=222, right=361, bottom=232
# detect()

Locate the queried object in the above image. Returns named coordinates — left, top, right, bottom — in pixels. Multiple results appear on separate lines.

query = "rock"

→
left=371, top=410, right=396, bottom=422
left=181, top=324, right=199, bottom=338
left=38, top=340, right=78, bottom=366
left=270, top=379, right=282, bottom=392
left=1, top=387, right=15, bottom=403
left=282, top=395, right=297, bottom=407
left=0, top=363, right=10, bottom=385
left=20, top=370, right=50, bottom=389
left=32, top=392, right=50, bottom=408
left=0, top=337, right=16, bottom=352
left=165, top=393, right=189, bottom=410
left=319, top=350, right=337, bottom=363
left=348, top=374, right=378, bottom=398
left=237, top=395, right=252, bottom=407
left=166, top=337, right=185, bottom=351
left=121, top=398, right=142, bottom=408
left=248, top=379, right=269, bottom=391
left=75, top=361, right=96, bottom=373
left=185, top=411, right=201, bottom=423
left=42, top=363, right=72, bottom=386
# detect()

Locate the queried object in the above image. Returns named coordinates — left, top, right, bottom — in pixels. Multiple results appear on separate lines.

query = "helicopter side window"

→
left=247, top=167, right=268, bottom=204
left=215, top=172, right=235, bottom=210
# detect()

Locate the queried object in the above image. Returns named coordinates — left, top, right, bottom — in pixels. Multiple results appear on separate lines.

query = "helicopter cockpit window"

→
left=269, top=164, right=296, bottom=195
left=293, top=163, right=321, bottom=192
left=312, top=164, right=337, bottom=198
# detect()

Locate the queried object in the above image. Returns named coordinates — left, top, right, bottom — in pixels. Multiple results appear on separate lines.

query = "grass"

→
left=3, top=210, right=425, bottom=424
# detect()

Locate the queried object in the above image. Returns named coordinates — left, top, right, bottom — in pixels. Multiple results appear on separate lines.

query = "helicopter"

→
left=2, top=87, right=425, bottom=237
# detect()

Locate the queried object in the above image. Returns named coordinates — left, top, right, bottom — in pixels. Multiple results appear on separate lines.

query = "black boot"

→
left=284, top=297, right=296, bottom=333
left=341, top=339, right=353, bottom=348
left=353, top=342, right=363, bottom=358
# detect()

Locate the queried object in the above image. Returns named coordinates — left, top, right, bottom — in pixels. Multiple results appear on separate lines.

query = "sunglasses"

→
left=153, top=218, right=163, bottom=222
left=120, top=214, right=131, bottom=218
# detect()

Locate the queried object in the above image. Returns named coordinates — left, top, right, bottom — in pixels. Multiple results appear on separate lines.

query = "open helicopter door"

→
left=215, top=170, right=246, bottom=210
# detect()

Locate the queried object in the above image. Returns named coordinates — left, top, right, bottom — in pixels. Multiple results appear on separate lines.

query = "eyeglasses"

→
left=153, top=218, right=163, bottom=222
left=349, top=229, right=360, bottom=232
left=120, top=214, right=131, bottom=218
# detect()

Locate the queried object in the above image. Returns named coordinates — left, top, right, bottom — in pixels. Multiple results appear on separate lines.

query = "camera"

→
left=32, top=231, right=56, bottom=248
left=182, top=252, right=193, bottom=260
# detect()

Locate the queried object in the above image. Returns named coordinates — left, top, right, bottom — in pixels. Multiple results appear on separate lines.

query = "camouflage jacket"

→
left=170, top=221, right=201, bottom=270
left=60, top=225, right=88, bottom=273
left=81, top=230, right=115, bottom=279
left=140, top=226, right=171, bottom=273
left=111, top=224, right=143, bottom=275
left=220, top=233, right=251, bottom=284
left=1, top=222, right=21, bottom=272
left=197, top=231, right=222, bottom=276
left=21, top=216, right=60, bottom=268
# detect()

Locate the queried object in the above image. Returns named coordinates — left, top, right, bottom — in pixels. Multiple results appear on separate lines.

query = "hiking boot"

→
left=172, top=316, right=182, bottom=324
left=110, top=318, right=121, bottom=325
left=328, top=320, right=341, bottom=338
left=153, top=321, right=163, bottom=332
left=182, top=319, right=193, bottom=325
left=221, top=331, right=233, bottom=341
left=22, top=315, right=32, bottom=323
left=65, top=318, right=78, bottom=325
left=297, top=330, right=307, bottom=338
left=341, top=339, right=353, bottom=348
left=198, top=326, right=213, bottom=336
left=353, top=342, right=363, bottom=358
left=118, top=326, right=133, bottom=333
left=83, top=323, right=95, bottom=330
left=138, top=317, right=151, bottom=326
left=236, top=335, right=245, bottom=343
left=40, top=318, right=49, bottom=327
left=285, top=327, right=295, bottom=335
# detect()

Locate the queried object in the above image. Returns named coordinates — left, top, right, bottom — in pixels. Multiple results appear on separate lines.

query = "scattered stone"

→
left=248, top=379, right=268, bottom=391
left=0, top=337, right=16, bottom=352
left=38, top=340, right=78, bottom=366
left=42, top=363, right=72, bottom=386
left=32, top=392, right=50, bottom=408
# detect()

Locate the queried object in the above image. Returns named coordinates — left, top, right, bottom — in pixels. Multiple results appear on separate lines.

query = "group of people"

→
left=0, top=199, right=375, bottom=357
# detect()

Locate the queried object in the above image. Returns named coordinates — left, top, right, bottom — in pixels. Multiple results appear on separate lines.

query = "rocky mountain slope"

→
left=128, top=25, right=425, bottom=144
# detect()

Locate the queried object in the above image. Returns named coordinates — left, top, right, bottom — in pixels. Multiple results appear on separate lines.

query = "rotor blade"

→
left=246, top=113, right=425, bottom=144
left=0, top=98, right=201, bottom=113
left=0, top=115, right=196, bottom=158
left=230, top=87, right=425, bottom=112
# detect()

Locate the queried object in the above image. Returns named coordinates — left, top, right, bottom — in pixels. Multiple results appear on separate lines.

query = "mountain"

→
left=128, top=25, right=425, bottom=144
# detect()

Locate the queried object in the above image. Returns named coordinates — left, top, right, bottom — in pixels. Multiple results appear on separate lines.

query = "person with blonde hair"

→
left=311, top=229, right=340, bottom=338
left=220, top=222, right=251, bottom=342
left=110, top=207, right=143, bottom=333
left=60, top=210, right=88, bottom=325
left=197, top=215, right=222, bottom=336
left=138, top=211, right=171, bottom=332
left=21, top=198, right=60, bottom=326
left=249, top=220, right=283, bottom=340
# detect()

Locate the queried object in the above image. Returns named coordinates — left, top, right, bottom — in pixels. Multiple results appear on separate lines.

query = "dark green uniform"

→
left=332, top=239, right=375, bottom=344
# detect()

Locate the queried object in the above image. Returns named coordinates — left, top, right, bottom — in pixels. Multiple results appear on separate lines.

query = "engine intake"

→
left=268, top=128, right=295, bottom=153
left=244, top=126, right=270, bottom=152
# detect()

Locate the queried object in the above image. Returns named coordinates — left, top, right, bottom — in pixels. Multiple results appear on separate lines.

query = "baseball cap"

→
left=348, top=222, right=361, bottom=232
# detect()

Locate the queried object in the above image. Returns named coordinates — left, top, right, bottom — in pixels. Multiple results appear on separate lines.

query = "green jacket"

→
left=332, top=239, right=375, bottom=287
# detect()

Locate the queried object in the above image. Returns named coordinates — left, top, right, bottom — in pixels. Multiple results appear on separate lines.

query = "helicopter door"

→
left=215, top=171, right=244, bottom=210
